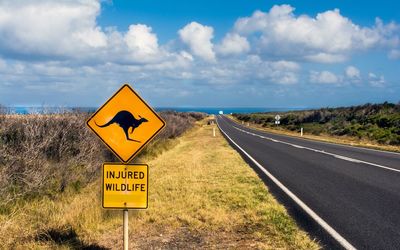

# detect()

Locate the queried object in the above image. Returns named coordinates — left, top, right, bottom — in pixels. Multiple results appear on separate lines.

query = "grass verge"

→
left=0, top=118, right=319, bottom=249
left=228, top=115, right=400, bottom=153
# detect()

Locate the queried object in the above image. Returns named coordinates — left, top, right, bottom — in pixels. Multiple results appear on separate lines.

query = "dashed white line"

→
left=231, top=124, right=400, bottom=173
left=227, top=116, right=400, bottom=157
left=334, top=155, right=362, bottom=163
left=216, top=117, right=356, bottom=250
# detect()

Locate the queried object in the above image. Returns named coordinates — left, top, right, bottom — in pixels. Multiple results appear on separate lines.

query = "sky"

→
left=0, top=0, right=399, bottom=108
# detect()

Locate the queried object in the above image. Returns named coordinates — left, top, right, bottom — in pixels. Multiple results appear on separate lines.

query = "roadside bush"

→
left=159, top=111, right=206, bottom=139
left=233, top=102, right=400, bottom=145
left=0, top=110, right=206, bottom=208
left=0, top=113, right=104, bottom=206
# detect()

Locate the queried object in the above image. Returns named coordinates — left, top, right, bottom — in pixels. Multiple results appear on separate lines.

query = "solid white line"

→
left=216, top=116, right=356, bottom=250
left=231, top=125, right=400, bottom=173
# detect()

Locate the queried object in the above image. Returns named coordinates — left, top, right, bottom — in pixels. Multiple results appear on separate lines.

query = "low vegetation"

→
left=0, top=110, right=206, bottom=213
left=0, top=117, right=319, bottom=249
left=233, top=102, right=400, bottom=146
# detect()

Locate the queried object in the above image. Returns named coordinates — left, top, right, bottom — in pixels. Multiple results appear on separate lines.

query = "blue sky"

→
left=0, top=0, right=399, bottom=108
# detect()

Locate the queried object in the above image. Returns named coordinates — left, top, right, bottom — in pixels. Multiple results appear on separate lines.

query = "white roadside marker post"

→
left=213, top=127, right=216, bottom=137
left=301, top=127, right=303, bottom=137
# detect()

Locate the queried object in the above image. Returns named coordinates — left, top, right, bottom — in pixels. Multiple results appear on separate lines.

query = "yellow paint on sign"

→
left=102, top=163, right=148, bottom=209
left=86, top=84, right=165, bottom=163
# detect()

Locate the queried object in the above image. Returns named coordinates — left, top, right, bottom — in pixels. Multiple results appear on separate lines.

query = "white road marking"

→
left=231, top=124, right=400, bottom=173
left=334, top=155, right=362, bottom=163
left=216, top=116, right=356, bottom=250
left=227, top=116, right=400, bottom=156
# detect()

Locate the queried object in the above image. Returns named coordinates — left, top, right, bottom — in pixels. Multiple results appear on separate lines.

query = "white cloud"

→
left=368, top=72, right=385, bottom=87
left=0, top=0, right=107, bottom=58
left=310, top=70, right=339, bottom=84
left=271, top=71, right=298, bottom=85
left=178, top=22, right=216, bottom=62
left=124, top=24, right=160, bottom=62
left=345, top=66, right=361, bottom=82
left=270, top=60, right=300, bottom=71
left=217, top=33, right=250, bottom=55
left=179, top=51, right=194, bottom=61
left=0, top=58, right=6, bottom=71
left=234, top=5, right=399, bottom=63
left=0, top=1, right=397, bottom=106
left=234, top=10, right=270, bottom=34
left=305, top=53, right=347, bottom=63
left=388, top=49, right=400, bottom=59
left=267, top=60, right=300, bottom=84
left=73, top=26, right=107, bottom=48
left=374, top=18, right=400, bottom=48
left=197, top=56, right=300, bottom=85
left=254, top=59, right=300, bottom=85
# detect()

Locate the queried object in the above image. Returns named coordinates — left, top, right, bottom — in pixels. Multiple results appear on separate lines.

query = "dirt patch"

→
left=131, top=227, right=268, bottom=249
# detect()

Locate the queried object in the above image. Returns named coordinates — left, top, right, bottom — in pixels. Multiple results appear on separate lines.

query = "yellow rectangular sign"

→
left=102, top=163, right=148, bottom=209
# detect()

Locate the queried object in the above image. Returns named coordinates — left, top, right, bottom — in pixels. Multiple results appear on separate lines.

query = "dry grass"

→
left=228, top=116, right=400, bottom=153
left=0, top=113, right=104, bottom=210
left=0, top=111, right=205, bottom=212
left=0, top=117, right=319, bottom=249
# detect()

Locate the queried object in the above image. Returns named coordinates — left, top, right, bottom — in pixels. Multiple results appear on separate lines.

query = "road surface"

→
left=216, top=115, right=400, bottom=250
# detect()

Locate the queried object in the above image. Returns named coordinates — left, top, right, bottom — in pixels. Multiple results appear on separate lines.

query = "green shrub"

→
left=233, top=102, right=400, bottom=145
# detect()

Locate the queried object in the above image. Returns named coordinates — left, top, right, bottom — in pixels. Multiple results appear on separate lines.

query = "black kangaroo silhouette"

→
left=95, top=110, right=148, bottom=142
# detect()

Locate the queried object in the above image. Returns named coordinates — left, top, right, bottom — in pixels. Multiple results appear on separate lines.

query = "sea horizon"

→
left=3, top=106, right=310, bottom=115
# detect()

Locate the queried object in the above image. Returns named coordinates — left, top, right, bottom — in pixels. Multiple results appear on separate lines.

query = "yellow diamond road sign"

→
left=103, top=163, right=148, bottom=209
left=87, top=84, right=165, bottom=163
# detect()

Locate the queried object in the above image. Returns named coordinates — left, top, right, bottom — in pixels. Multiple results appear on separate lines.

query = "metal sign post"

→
left=123, top=209, right=128, bottom=250
left=86, top=83, right=165, bottom=249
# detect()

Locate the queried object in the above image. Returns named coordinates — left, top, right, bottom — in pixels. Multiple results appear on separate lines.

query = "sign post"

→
left=275, top=115, right=281, bottom=125
left=123, top=209, right=128, bottom=250
left=86, top=84, right=165, bottom=249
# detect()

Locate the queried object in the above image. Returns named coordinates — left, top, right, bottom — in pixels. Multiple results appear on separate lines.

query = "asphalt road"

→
left=216, top=115, right=400, bottom=250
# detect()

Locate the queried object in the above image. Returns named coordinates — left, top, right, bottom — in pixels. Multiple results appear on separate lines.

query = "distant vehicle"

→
left=219, top=110, right=224, bottom=115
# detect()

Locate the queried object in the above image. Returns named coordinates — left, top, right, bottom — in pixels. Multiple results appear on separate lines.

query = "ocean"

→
left=6, top=106, right=304, bottom=115
left=155, top=107, right=300, bottom=114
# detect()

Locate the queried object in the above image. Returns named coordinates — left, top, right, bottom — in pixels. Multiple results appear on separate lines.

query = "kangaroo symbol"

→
left=95, top=110, right=148, bottom=142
